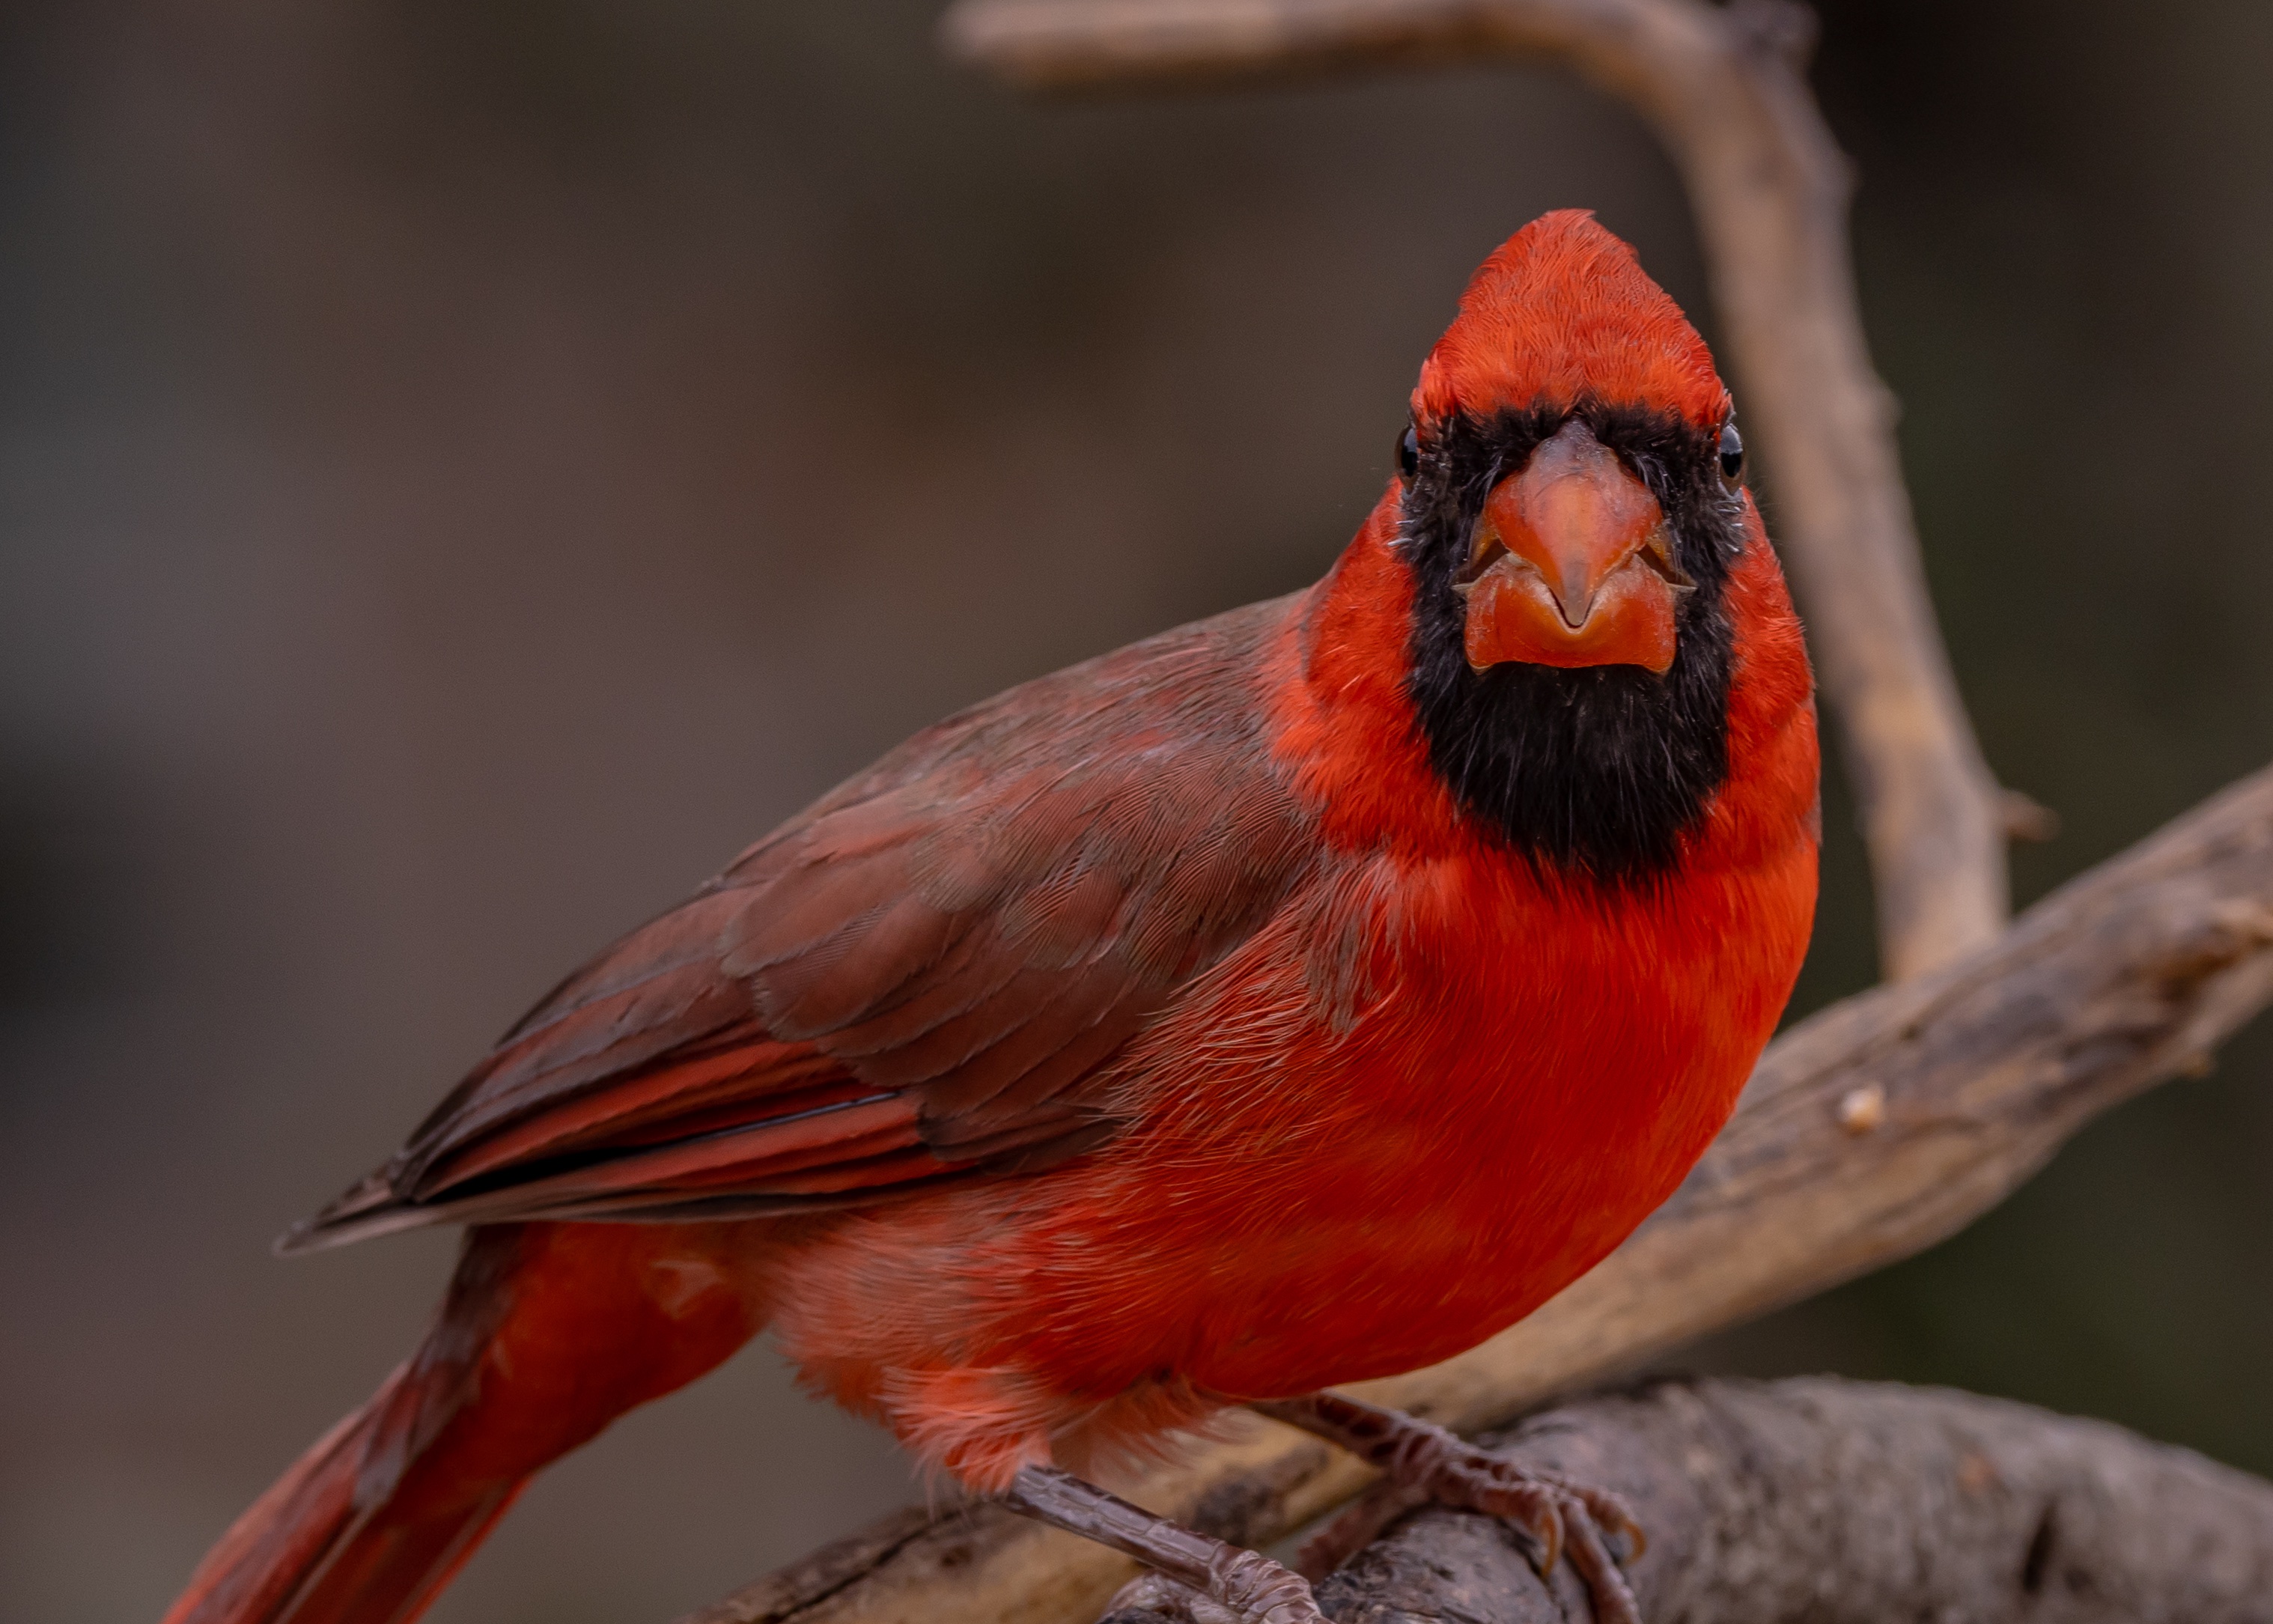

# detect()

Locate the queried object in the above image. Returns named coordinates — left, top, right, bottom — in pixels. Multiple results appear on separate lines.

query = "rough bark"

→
left=1101, top=1378, right=2273, bottom=1623
left=941, top=0, right=2011, bottom=981
left=678, top=762, right=2273, bottom=1624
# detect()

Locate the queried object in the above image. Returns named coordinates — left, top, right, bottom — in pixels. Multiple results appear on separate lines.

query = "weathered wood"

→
left=940, top=0, right=2011, bottom=982
left=1101, top=1378, right=2273, bottom=1623
left=681, top=763, right=2273, bottom=1624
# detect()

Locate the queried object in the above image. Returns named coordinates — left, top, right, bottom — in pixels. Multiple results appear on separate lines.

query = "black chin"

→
left=1401, top=403, right=1744, bottom=887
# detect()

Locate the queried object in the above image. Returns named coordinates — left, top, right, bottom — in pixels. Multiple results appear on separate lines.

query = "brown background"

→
left=3, top=2, right=2271, bottom=1620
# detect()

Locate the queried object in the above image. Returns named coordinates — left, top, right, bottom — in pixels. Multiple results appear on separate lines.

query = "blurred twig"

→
left=685, top=759, right=2273, bottom=1624
left=940, top=0, right=2011, bottom=983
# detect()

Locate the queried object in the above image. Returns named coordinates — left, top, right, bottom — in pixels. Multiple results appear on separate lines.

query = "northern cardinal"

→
left=165, top=210, right=1817, bottom=1624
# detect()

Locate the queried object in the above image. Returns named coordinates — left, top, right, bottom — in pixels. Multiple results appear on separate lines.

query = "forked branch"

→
left=683, top=761, right=2273, bottom=1624
left=940, top=0, right=2012, bottom=982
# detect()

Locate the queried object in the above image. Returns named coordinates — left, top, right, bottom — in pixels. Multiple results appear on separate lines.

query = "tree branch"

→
left=1098, top=1378, right=2273, bottom=1623
left=682, top=761, right=2273, bottom=1624
left=939, top=0, right=2010, bottom=982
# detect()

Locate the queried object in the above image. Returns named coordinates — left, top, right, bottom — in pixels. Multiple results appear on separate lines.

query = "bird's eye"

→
left=1398, top=425, right=1420, bottom=481
left=1717, top=421, right=1744, bottom=484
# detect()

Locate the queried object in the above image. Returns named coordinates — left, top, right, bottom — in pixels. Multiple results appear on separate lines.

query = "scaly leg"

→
left=1252, top=1392, right=1644, bottom=1624
left=1002, top=1465, right=1322, bottom=1624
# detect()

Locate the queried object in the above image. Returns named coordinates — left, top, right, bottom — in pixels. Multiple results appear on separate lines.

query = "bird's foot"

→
left=1254, top=1392, right=1643, bottom=1624
left=1004, top=1465, right=1323, bottom=1624
left=1097, top=1569, right=1311, bottom=1624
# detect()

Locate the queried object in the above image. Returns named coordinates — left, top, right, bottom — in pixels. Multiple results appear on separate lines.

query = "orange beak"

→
left=1457, top=419, right=1691, bottom=675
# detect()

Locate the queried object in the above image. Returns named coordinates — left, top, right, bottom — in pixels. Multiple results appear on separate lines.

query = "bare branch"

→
left=685, top=761, right=2273, bottom=1624
left=1101, top=1378, right=2273, bottom=1623
left=940, top=0, right=2009, bottom=981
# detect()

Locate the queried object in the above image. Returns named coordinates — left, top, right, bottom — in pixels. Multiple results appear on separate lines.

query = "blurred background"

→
left=4, top=0, right=2271, bottom=1619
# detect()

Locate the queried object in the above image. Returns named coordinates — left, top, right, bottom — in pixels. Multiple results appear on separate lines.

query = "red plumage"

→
left=166, top=210, right=1818, bottom=1624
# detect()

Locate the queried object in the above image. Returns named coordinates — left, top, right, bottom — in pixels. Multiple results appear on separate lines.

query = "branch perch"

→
left=941, top=0, right=2010, bottom=982
left=681, top=760, right=2273, bottom=1624
left=1098, top=1378, right=2273, bottom=1623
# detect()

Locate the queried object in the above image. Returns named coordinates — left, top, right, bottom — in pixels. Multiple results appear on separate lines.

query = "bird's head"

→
left=1391, top=210, right=1765, bottom=882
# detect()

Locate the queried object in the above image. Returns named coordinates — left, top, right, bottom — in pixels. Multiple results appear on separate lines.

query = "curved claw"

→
left=1523, top=1491, right=1566, bottom=1576
left=1577, top=1481, right=1646, bottom=1561
left=1437, top=1460, right=1646, bottom=1610
left=1562, top=1508, right=1644, bottom=1624
left=1449, top=1465, right=1565, bottom=1570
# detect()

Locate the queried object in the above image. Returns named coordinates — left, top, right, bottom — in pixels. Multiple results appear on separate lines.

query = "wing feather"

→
left=283, top=594, right=1318, bottom=1252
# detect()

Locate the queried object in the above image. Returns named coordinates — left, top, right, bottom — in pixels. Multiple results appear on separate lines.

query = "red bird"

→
left=165, top=210, right=1818, bottom=1624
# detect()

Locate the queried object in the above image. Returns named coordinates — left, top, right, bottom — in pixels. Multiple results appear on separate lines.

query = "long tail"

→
left=164, top=1221, right=768, bottom=1624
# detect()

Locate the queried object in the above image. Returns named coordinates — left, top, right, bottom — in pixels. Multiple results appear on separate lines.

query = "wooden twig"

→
left=939, top=0, right=2009, bottom=982
left=1096, top=1378, right=2273, bottom=1623
left=683, top=761, right=2273, bottom=1624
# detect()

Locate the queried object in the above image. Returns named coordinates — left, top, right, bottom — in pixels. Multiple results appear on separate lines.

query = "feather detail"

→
left=284, top=600, right=1318, bottom=1248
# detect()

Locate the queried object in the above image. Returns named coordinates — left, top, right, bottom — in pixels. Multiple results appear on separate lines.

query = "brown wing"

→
left=282, top=596, right=1318, bottom=1252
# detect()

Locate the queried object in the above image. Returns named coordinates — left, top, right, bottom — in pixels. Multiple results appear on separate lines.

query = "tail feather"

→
left=164, top=1404, right=380, bottom=1624
left=163, top=1365, right=525, bottom=1624
left=164, top=1222, right=767, bottom=1624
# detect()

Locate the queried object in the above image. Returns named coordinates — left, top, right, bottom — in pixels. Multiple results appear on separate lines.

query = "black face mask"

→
left=1400, top=402, right=1747, bottom=886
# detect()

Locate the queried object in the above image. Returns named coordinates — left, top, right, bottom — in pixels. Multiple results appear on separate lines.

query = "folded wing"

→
left=284, top=597, right=1318, bottom=1251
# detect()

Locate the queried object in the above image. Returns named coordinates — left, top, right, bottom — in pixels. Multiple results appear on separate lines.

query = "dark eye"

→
left=1398, top=425, right=1420, bottom=481
left=1717, top=420, right=1744, bottom=483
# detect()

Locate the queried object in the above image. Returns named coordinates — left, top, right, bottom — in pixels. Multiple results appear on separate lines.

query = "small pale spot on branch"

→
left=1836, top=1084, right=1886, bottom=1134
